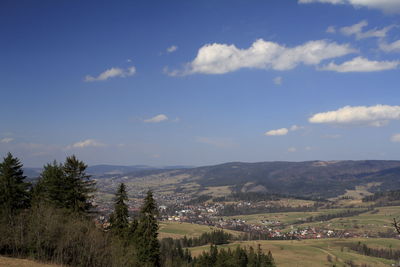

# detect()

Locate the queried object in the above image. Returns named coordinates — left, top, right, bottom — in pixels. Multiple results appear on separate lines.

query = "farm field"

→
left=289, top=206, right=400, bottom=235
left=158, top=221, right=243, bottom=239
left=0, top=256, right=59, bottom=267
left=222, top=208, right=351, bottom=225
left=189, top=238, right=400, bottom=267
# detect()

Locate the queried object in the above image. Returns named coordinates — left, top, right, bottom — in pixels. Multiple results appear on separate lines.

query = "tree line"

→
left=0, top=152, right=275, bottom=267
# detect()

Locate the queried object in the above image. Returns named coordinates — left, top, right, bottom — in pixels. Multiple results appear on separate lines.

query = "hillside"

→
left=93, top=160, right=400, bottom=200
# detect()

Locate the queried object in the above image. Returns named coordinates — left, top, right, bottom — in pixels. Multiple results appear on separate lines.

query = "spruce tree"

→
left=136, top=190, right=160, bottom=266
left=110, top=183, right=129, bottom=237
left=0, top=152, right=30, bottom=224
left=63, top=155, right=96, bottom=213
left=33, top=160, right=65, bottom=207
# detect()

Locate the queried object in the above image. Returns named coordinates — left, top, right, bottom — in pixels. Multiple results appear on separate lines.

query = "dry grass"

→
left=0, top=256, right=60, bottom=267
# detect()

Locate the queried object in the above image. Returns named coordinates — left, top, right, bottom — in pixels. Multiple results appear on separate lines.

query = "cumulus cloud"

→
left=298, top=0, right=400, bottom=14
left=340, top=20, right=394, bottom=40
left=273, top=76, right=283, bottom=85
left=265, top=125, right=304, bottom=136
left=0, top=137, right=14, bottom=143
left=309, top=104, right=400, bottom=127
left=264, top=128, right=289, bottom=136
left=68, top=139, right=105, bottom=149
left=85, top=66, right=136, bottom=82
left=169, top=39, right=355, bottom=75
left=320, top=56, right=399, bottom=72
left=391, top=134, right=400, bottom=142
left=143, top=114, right=168, bottom=123
left=380, top=40, right=400, bottom=53
left=167, top=45, right=178, bottom=53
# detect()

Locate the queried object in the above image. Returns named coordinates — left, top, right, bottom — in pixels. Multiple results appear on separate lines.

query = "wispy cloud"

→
left=391, top=134, right=400, bottom=142
left=298, top=0, right=400, bottom=14
left=273, top=76, right=283, bottom=85
left=143, top=114, right=169, bottom=123
left=380, top=40, right=400, bottom=53
left=265, top=128, right=289, bottom=136
left=320, top=57, right=399, bottom=72
left=85, top=66, right=136, bottom=82
left=309, top=105, right=400, bottom=127
left=168, top=39, right=355, bottom=76
left=340, top=20, right=394, bottom=40
left=265, top=125, right=304, bottom=136
left=67, top=139, right=105, bottom=149
left=288, top=147, right=297, bottom=152
left=0, top=137, right=14, bottom=143
left=167, top=45, right=178, bottom=53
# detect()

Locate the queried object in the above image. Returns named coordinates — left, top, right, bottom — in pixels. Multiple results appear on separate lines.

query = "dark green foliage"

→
left=34, top=155, right=96, bottom=213
left=109, top=183, right=129, bottom=237
left=170, top=230, right=232, bottom=248
left=347, top=241, right=400, bottom=261
left=193, top=244, right=275, bottom=267
left=0, top=152, right=30, bottom=224
left=135, top=190, right=161, bottom=266
left=63, top=155, right=96, bottom=213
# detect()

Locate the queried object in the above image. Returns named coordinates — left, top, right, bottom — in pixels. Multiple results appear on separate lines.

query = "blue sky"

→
left=1, top=0, right=400, bottom=167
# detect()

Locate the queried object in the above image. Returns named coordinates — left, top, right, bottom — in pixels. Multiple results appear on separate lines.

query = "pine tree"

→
left=136, top=190, right=160, bottom=266
left=0, top=152, right=30, bottom=224
left=110, top=183, right=129, bottom=237
left=63, top=155, right=96, bottom=213
left=33, top=160, right=65, bottom=207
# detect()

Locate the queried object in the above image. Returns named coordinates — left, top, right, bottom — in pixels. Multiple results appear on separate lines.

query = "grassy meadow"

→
left=189, top=238, right=400, bottom=267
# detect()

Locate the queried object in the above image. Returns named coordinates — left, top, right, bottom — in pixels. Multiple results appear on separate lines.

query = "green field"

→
left=159, top=221, right=243, bottom=239
left=222, top=208, right=351, bottom=225
left=189, top=238, right=400, bottom=267
left=289, top=206, right=400, bottom=235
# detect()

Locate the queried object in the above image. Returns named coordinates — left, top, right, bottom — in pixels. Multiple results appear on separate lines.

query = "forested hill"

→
left=25, top=160, right=400, bottom=198
left=176, top=160, right=400, bottom=198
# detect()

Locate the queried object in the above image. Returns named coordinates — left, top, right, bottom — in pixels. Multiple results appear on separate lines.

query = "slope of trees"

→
left=0, top=153, right=276, bottom=267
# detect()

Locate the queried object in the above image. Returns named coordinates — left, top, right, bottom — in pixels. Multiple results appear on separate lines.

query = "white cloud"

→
left=298, top=0, right=400, bottom=14
left=85, top=66, right=136, bottom=82
left=143, top=114, right=168, bottom=123
left=0, top=137, right=14, bottom=143
left=340, top=20, right=394, bottom=40
left=68, top=139, right=105, bottom=149
left=265, top=128, right=289, bottom=136
left=326, top=26, right=336, bottom=33
left=309, top=104, right=400, bottom=126
left=288, top=147, right=297, bottom=152
left=290, top=125, right=304, bottom=131
left=167, top=45, right=178, bottom=53
left=196, top=137, right=237, bottom=148
left=320, top=56, right=399, bottom=72
left=273, top=76, right=283, bottom=85
left=391, top=134, right=400, bottom=142
left=169, top=39, right=355, bottom=75
left=380, top=40, right=400, bottom=53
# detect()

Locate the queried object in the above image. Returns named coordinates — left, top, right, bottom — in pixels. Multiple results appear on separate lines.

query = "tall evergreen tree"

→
left=110, top=183, right=129, bottom=237
left=33, top=160, right=65, bottom=207
left=0, top=152, right=30, bottom=224
left=63, top=155, right=96, bottom=213
left=136, top=190, right=160, bottom=266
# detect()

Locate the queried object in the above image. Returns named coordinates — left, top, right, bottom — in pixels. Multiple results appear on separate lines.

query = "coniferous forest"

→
left=0, top=152, right=275, bottom=267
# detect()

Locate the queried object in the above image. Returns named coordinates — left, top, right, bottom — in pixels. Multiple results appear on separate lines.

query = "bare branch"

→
left=393, top=218, right=400, bottom=234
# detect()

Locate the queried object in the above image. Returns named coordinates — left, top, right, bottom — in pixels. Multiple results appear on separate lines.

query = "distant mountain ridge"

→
left=24, top=160, right=400, bottom=198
